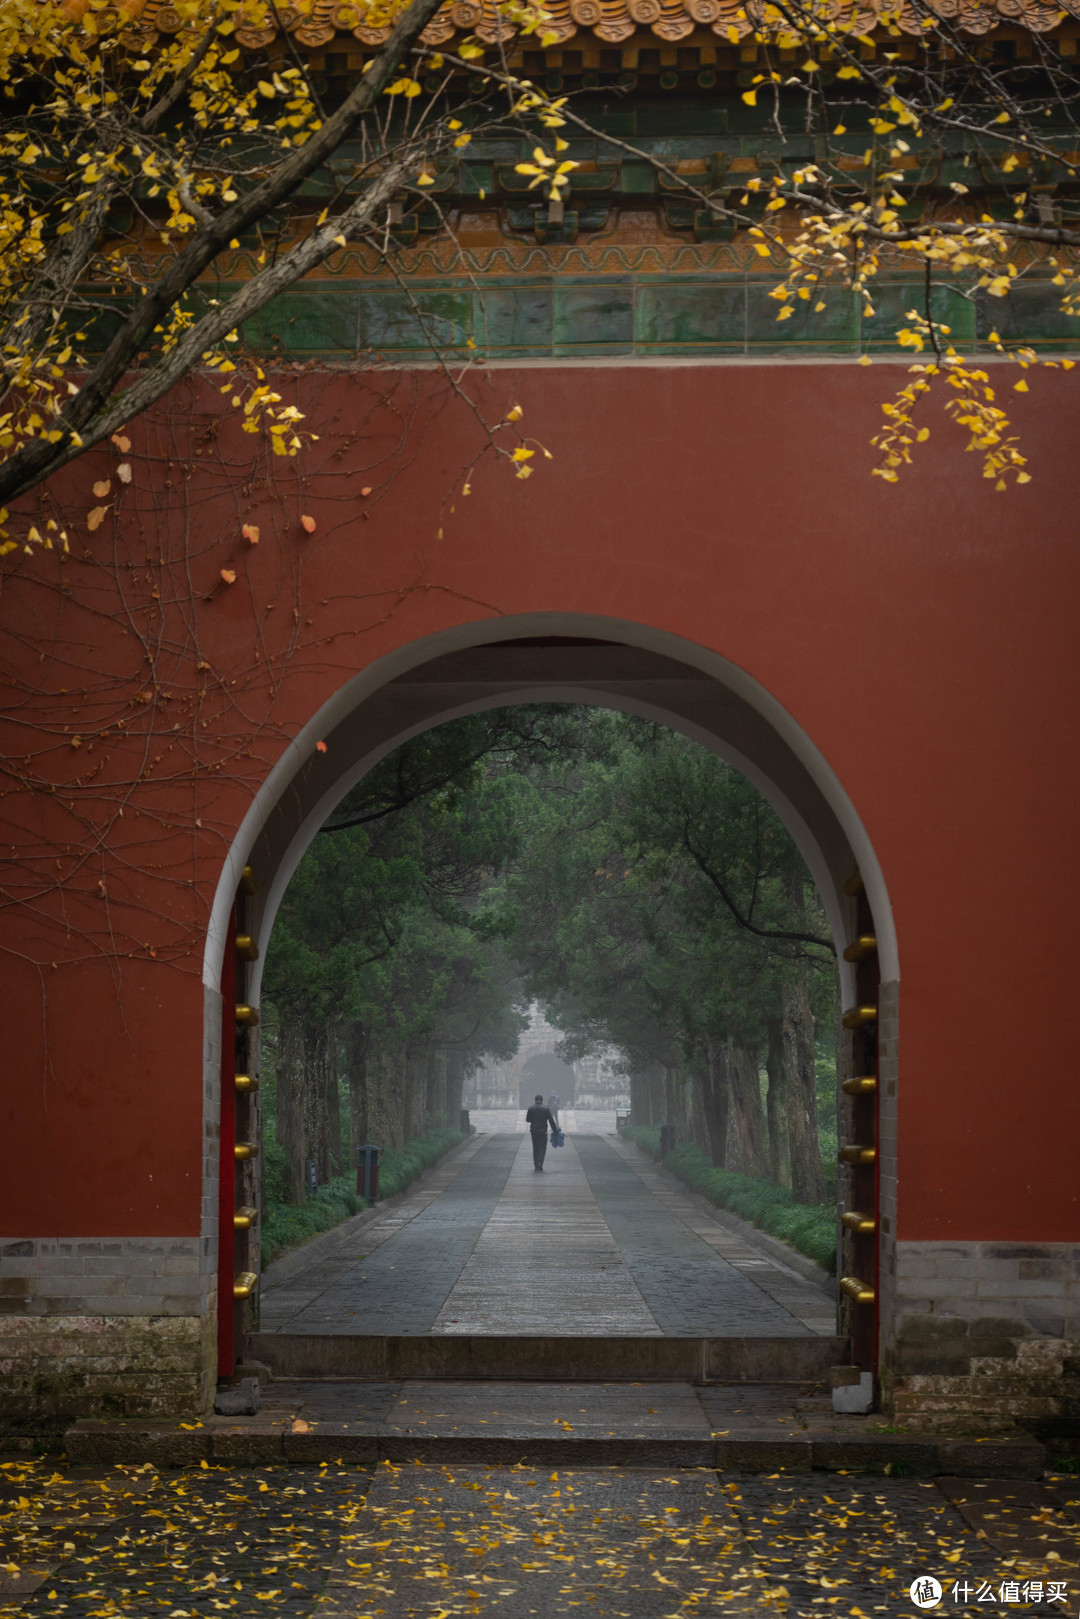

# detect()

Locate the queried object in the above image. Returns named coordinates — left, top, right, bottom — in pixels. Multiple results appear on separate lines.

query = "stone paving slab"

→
left=260, top=1132, right=493, bottom=1292
left=260, top=1135, right=519, bottom=1335
left=600, top=1133, right=836, bottom=1333
left=313, top=1464, right=1079, bottom=1619
left=939, top=1476, right=1080, bottom=1561
left=0, top=1461, right=372, bottom=1616
left=431, top=1136, right=659, bottom=1336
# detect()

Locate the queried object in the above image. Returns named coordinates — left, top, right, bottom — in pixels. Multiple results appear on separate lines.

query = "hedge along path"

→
left=261, top=1126, right=471, bottom=1269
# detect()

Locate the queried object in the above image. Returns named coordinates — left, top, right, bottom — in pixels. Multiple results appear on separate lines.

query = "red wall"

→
left=2, top=361, right=1077, bottom=1241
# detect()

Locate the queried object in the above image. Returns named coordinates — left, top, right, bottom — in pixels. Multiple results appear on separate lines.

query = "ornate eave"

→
left=130, top=0, right=1080, bottom=62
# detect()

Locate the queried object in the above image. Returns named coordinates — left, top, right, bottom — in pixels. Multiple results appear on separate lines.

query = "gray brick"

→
left=82, top=1256, right=141, bottom=1276
left=927, top=1256, right=980, bottom=1281
left=897, top=1280, right=970, bottom=1302
left=165, top=1255, right=200, bottom=1276
left=985, top=1244, right=1058, bottom=1262
left=35, top=1274, right=129, bottom=1299
left=975, top=1280, right=1064, bottom=1299
left=975, top=1256, right=1024, bottom=1279
left=161, top=1295, right=204, bottom=1315
left=122, top=1273, right=182, bottom=1296
left=6, top=1255, right=84, bottom=1277
left=893, top=1256, right=938, bottom=1281
left=1019, top=1257, right=1068, bottom=1281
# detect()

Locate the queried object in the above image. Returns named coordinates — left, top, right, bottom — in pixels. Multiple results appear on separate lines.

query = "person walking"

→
left=525, top=1093, right=558, bottom=1171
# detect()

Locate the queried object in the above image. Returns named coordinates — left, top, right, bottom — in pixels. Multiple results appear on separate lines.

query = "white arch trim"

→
left=204, top=614, right=898, bottom=993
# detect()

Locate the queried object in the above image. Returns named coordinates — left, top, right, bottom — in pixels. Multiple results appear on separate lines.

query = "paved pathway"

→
left=4, top=1454, right=1077, bottom=1617
left=261, top=1129, right=833, bottom=1338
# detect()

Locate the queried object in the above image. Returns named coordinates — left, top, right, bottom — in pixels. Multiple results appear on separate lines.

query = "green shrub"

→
left=624, top=1126, right=836, bottom=1273
left=261, top=1127, right=465, bottom=1267
left=261, top=1136, right=291, bottom=1208
left=377, top=1128, right=464, bottom=1201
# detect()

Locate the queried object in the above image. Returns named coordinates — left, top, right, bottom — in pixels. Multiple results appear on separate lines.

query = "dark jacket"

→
left=526, top=1105, right=557, bottom=1136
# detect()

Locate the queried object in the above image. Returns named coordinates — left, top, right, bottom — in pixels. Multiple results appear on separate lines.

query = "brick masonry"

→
left=871, top=979, right=1080, bottom=1433
left=881, top=1228, right=1080, bottom=1430
left=879, top=971, right=1079, bottom=1432
left=885, top=1333, right=1080, bottom=1436
left=0, top=1301, right=214, bottom=1426
left=0, top=982, right=227, bottom=1425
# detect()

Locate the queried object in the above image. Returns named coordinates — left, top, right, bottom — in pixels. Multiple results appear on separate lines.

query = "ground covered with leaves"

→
left=1, top=1456, right=1077, bottom=1617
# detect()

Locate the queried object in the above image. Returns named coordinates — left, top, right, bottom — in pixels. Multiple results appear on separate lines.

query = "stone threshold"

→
left=63, top=1379, right=1048, bottom=1478
left=61, top=1425, right=1048, bottom=1475
left=244, top=1332, right=848, bottom=1382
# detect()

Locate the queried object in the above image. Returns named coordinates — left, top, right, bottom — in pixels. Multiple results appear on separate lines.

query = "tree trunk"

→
left=325, top=1024, right=343, bottom=1178
left=726, top=1041, right=769, bottom=1178
left=425, top=1042, right=440, bottom=1130
left=364, top=1044, right=390, bottom=1148
left=275, top=1019, right=306, bottom=1204
left=765, top=1007, right=793, bottom=1190
left=664, top=1064, right=678, bottom=1129
left=445, top=1045, right=467, bottom=1130
left=630, top=1069, right=652, bottom=1126
left=385, top=1049, right=408, bottom=1147
left=407, top=1046, right=427, bottom=1139
left=699, top=1039, right=731, bottom=1168
left=343, top=1021, right=369, bottom=1166
left=302, top=1021, right=332, bottom=1183
left=648, top=1061, right=666, bottom=1125
left=784, top=972, right=826, bottom=1204
left=688, top=1058, right=714, bottom=1161
left=780, top=864, right=827, bottom=1205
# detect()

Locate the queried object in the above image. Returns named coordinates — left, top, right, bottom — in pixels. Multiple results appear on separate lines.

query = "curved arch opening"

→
left=211, top=619, right=896, bottom=1384
left=205, top=615, right=898, bottom=998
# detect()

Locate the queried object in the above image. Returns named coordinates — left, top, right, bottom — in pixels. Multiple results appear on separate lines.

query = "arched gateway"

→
left=209, top=618, right=896, bottom=1386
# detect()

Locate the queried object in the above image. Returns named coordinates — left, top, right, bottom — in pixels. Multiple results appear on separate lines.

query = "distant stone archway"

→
left=520, top=1053, right=577, bottom=1110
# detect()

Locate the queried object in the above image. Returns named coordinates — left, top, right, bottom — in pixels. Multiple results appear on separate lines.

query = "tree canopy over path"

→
left=264, top=706, right=838, bottom=1217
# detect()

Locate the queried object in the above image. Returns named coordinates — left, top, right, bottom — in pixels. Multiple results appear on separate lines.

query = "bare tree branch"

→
left=0, top=0, right=449, bottom=508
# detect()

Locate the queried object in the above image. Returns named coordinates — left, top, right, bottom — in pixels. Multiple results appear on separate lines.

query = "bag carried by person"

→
left=551, top=1127, right=565, bottom=1148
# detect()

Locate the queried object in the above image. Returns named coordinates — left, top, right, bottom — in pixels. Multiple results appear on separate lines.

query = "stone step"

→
left=64, top=1377, right=1048, bottom=1477
left=245, top=1332, right=849, bottom=1383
